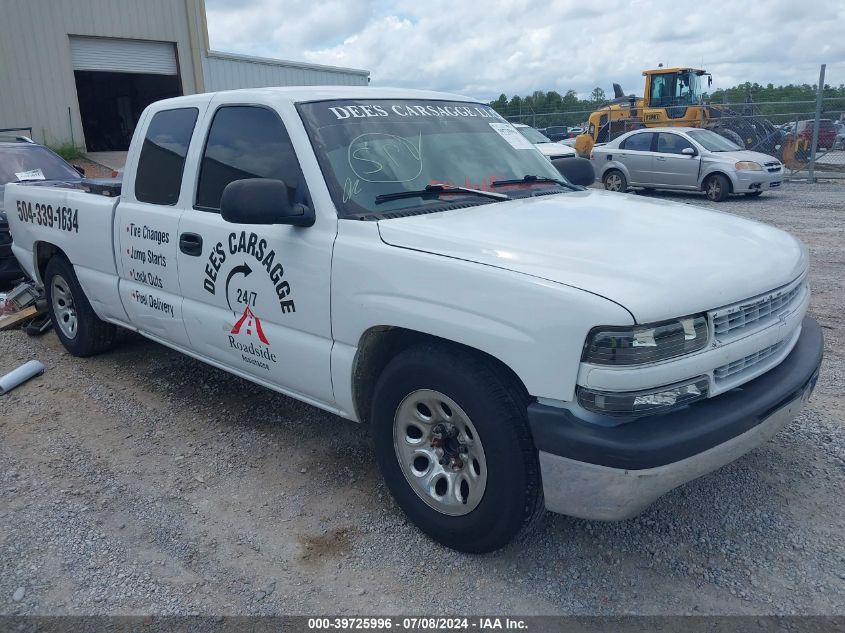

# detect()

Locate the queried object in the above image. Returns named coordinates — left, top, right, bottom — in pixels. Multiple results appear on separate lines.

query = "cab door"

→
left=115, top=107, right=200, bottom=347
left=652, top=132, right=700, bottom=188
left=615, top=132, right=655, bottom=185
left=175, top=102, right=336, bottom=406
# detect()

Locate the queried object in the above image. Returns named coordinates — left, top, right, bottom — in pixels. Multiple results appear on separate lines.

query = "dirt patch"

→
left=300, top=528, right=352, bottom=565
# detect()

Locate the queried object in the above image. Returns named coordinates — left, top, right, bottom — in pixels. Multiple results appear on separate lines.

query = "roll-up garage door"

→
left=70, top=36, right=177, bottom=75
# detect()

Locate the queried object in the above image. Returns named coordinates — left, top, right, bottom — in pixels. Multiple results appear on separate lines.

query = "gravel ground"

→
left=69, top=158, right=114, bottom=179
left=1, top=181, right=844, bottom=616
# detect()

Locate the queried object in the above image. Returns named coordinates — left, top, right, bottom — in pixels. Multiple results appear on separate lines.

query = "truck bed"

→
left=5, top=182, right=124, bottom=321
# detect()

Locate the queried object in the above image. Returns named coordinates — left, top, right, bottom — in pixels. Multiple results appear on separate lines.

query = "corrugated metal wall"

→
left=0, top=0, right=198, bottom=147
left=0, top=0, right=370, bottom=149
left=202, top=52, right=369, bottom=92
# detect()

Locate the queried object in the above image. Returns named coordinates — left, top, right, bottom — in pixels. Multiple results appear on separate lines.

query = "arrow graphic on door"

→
left=225, top=262, right=253, bottom=310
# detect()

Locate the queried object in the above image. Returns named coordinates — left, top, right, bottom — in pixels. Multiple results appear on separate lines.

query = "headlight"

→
left=735, top=161, right=763, bottom=171
left=577, top=376, right=709, bottom=418
left=582, top=315, right=708, bottom=366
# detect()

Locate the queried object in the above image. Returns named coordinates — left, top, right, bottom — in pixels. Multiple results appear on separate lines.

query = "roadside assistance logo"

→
left=228, top=306, right=277, bottom=371
left=231, top=306, right=269, bottom=344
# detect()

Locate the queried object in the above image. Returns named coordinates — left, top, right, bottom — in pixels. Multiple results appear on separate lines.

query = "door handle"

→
left=656, top=156, right=667, bottom=161
left=179, top=232, right=203, bottom=257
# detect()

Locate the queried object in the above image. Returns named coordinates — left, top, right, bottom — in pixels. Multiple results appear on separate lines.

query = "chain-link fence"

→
left=497, top=66, right=844, bottom=181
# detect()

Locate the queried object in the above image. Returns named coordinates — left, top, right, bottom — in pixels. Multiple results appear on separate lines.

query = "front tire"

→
left=44, top=255, right=117, bottom=356
left=371, top=343, right=543, bottom=553
left=602, top=169, right=627, bottom=193
left=703, top=173, right=730, bottom=202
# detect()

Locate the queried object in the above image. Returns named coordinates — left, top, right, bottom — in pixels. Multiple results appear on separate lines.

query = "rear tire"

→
left=44, top=255, right=117, bottom=357
left=718, top=128, right=747, bottom=149
left=602, top=169, right=627, bottom=193
left=371, top=343, right=543, bottom=553
left=703, top=173, right=730, bottom=202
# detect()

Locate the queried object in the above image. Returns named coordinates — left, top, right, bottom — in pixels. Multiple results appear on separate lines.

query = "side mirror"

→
left=551, top=157, right=595, bottom=187
left=221, top=178, right=314, bottom=227
left=681, top=147, right=696, bottom=156
left=73, top=165, right=85, bottom=176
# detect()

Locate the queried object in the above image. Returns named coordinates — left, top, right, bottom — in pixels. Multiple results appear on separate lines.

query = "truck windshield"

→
left=297, top=99, right=567, bottom=218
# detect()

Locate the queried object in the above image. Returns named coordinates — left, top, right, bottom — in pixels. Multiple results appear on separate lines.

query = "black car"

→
left=541, top=125, right=570, bottom=142
left=0, top=139, right=84, bottom=287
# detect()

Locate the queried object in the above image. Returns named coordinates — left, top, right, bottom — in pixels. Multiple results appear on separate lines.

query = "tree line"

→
left=489, top=82, right=845, bottom=129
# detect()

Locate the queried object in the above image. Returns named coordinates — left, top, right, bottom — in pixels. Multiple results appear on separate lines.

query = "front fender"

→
left=596, top=159, right=630, bottom=183
left=699, top=161, right=739, bottom=191
left=331, top=221, right=633, bottom=408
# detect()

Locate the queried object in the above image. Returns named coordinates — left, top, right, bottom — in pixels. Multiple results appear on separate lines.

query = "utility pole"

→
left=808, top=64, right=826, bottom=183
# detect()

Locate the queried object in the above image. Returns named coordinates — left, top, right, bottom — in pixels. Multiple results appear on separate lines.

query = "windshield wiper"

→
left=491, top=175, right=580, bottom=190
left=374, top=184, right=510, bottom=205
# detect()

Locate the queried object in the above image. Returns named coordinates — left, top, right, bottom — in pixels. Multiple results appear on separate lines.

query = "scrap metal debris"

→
left=0, top=280, right=51, bottom=335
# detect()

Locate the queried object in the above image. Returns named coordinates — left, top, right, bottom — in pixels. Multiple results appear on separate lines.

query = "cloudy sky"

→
left=205, top=0, right=845, bottom=101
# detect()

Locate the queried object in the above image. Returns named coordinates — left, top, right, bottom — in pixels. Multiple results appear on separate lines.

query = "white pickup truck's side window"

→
left=176, top=104, right=334, bottom=405
left=134, top=108, right=198, bottom=206
left=194, top=106, right=309, bottom=211
left=115, top=107, right=199, bottom=347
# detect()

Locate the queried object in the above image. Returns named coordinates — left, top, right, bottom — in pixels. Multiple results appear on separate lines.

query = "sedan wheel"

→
left=704, top=174, right=730, bottom=202
left=603, top=170, right=627, bottom=192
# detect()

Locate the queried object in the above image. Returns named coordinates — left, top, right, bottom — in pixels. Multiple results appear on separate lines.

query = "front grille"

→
left=712, top=282, right=803, bottom=337
left=764, top=161, right=782, bottom=173
left=714, top=340, right=785, bottom=383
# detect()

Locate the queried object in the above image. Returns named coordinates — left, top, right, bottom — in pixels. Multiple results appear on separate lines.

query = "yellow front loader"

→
left=574, top=67, right=785, bottom=160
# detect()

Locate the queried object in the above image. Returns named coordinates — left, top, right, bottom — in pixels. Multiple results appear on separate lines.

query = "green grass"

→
left=48, top=143, right=85, bottom=161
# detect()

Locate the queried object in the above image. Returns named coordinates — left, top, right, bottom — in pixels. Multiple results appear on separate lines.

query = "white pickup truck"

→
left=5, top=87, right=823, bottom=553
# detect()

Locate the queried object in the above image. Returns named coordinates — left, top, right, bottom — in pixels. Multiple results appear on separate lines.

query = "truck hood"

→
left=377, top=189, right=806, bottom=323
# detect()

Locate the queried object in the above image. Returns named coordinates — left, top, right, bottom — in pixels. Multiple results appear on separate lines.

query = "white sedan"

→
left=513, top=123, right=577, bottom=160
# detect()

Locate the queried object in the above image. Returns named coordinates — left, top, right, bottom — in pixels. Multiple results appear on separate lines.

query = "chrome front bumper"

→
left=529, top=317, right=823, bottom=521
left=539, top=390, right=808, bottom=520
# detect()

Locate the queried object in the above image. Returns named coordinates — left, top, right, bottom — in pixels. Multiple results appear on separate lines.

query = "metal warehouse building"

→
left=0, top=0, right=369, bottom=152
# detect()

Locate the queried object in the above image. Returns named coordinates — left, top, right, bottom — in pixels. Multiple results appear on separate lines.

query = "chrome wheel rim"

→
left=706, top=179, right=722, bottom=200
left=605, top=173, right=623, bottom=192
left=51, top=274, right=78, bottom=339
left=393, top=389, right=487, bottom=516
